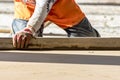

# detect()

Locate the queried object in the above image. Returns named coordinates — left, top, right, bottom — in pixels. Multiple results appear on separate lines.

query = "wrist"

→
left=23, top=27, right=34, bottom=35
left=24, top=25, right=35, bottom=34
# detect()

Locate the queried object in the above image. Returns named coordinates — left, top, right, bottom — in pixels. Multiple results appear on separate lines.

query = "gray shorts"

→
left=64, top=17, right=100, bottom=37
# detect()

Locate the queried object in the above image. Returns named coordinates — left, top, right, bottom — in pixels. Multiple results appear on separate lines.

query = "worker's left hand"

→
left=12, top=28, right=34, bottom=48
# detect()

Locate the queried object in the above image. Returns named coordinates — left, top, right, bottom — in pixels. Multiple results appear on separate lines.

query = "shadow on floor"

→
left=0, top=51, right=120, bottom=66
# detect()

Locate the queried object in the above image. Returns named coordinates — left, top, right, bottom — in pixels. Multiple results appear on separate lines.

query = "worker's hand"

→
left=12, top=28, right=34, bottom=48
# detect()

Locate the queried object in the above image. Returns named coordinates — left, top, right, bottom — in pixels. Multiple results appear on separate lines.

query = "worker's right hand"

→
left=12, top=28, right=34, bottom=49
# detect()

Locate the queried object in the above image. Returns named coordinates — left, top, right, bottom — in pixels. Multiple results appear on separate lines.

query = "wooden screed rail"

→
left=0, top=38, right=120, bottom=50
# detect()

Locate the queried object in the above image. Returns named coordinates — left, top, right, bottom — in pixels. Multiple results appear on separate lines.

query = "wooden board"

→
left=0, top=38, right=120, bottom=50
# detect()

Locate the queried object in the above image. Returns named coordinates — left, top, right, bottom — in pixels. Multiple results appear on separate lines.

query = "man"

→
left=13, top=0, right=100, bottom=48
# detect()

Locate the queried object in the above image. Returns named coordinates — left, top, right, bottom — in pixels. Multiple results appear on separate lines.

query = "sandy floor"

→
left=0, top=50, right=120, bottom=80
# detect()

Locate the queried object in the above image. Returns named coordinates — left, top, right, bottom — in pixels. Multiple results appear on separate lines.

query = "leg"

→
left=35, top=24, right=44, bottom=37
left=12, top=19, right=28, bottom=34
left=64, top=17, right=100, bottom=37
left=12, top=19, right=43, bottom=37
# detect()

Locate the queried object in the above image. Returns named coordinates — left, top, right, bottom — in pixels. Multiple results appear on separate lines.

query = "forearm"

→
left=27, top=0, right=56, bottom=34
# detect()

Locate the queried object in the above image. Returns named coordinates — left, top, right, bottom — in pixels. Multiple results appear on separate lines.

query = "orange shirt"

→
left=14, top=0, right=35, bottom=20
left=14, top=0, right=85, bottom=29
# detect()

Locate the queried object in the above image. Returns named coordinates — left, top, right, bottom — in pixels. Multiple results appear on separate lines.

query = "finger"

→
left=21, top=36, right=27, bottom=48
left=13, top=34, right=17, bottom=47
left=17, top=34, right=22, bottom=48
left=24, top=35, right=32, bottom=48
